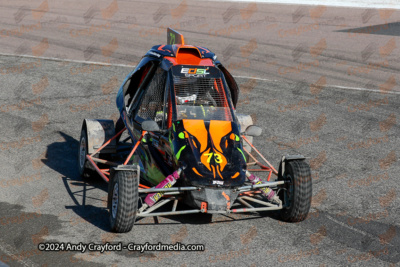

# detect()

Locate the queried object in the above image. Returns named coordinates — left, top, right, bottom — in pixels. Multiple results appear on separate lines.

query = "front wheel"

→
left=278, top=160, right=312, bottom=222
left=108, top=170, right=139, bottom=233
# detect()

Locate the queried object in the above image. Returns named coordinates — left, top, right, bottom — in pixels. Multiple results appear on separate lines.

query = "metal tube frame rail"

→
left=84, top=123, right=286, bottom=216
left=138, top=186, right=200, bottom=194
left=242, top=135, right=279, bottom=181
left=85, top=127, right=149, bottom=189
left=235, top=181, right=284, bottom=192
left=135, top=187, right=284, bottom=218
left=136, top=181, right=284, bottom=194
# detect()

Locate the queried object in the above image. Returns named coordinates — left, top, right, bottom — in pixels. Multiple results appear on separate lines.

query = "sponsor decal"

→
left=181, top=67, right=210, bottom=77
left=152, top=182, right=172, bottom=202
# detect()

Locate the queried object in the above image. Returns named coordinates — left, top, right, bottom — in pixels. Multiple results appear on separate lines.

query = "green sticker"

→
left=176, top=145, right=186, bottom=160
left=237, top=148, right=246, bottom=162
left=235, top=135, right=240, bottom=141
left=169, top=133, right=174, bottom=152
left=178, top=132, right=185, bottom=139
left=200, top=105, right=206, bottom=117
left=170, top=33, right=176, bottom=45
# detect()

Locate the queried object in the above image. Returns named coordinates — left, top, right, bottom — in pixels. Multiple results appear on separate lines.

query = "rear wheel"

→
left=78, top=127, right=93, bottom=178
left=108, top=170, right=139, bottom=233
left=278, top=160, right=312, bottom=222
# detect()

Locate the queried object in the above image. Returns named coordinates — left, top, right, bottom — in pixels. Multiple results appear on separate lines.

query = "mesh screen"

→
left=174, top=76, right=232, bottom=121
left=173, top=77, right=229, bottom=108
left=136, top=68, right=166, bottom=121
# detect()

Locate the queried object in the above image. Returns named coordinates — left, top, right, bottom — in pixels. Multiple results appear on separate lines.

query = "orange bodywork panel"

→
left=209, top=121, right=231, bottom=171
left=209, top=121, right=231, bottom=153
left=192, top=167, right=203, bottom=177
left=165, top=56, right=213, bottom=66
left=182, top=119, right=208, bottom=153
left=164, top=44, right=214, bottom=66
left=232, top=172, right=240, bottom=179
left=182, top=120, right=232, bottom=175
left=202, top=148, right=212, bottom=171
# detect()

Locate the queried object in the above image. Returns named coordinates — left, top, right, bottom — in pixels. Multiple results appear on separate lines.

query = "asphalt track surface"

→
left=0, top=1, right=399, bottom=266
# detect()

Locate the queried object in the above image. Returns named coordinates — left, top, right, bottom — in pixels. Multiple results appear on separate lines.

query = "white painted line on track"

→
left=1, top=53, right=399, bottom=95
left=234, top=75, right=273, bottom=82
left=207, top=0, right=400, bottom=9
left=325, top=214, right=397, bottom=249
left=328, top=84, right=400, bottom=95
left=326, top=214, right=371, bottom=238
left=234, top=75, right=400, bottom=95
left=0, top=52, right=135, bottom=68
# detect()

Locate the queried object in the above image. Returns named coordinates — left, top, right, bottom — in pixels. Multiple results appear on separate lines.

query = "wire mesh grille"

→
left=173, top=77, right=229, bottom=107
left=136, top=68, right=166, bottom=121
left=174, top=76, right=232, bottom=121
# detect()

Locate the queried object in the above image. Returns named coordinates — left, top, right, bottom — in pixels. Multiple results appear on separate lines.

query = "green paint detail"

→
left=200, top=105, right=206, bottom=117
left=237, top=148, right=246, bottom=162
left=169, top=32, right=176, bottom=45
left=128, top=155, right=138, bottom=164
left=235, top=135, right=240, bottom=141
left=173, top=123, right=176, bottom=132
left=178, top=132, right=185, bottom=139
left=176, top=145, right=186, bottom=160
left=169, top=132, right=175, bottom=153
left=146, top=164, right=166, bottom=185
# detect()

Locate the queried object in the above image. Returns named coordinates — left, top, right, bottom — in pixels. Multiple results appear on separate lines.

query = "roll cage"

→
left=116, top=29, right=240, bottom=135
left=119, top=58, right=238, bottom=133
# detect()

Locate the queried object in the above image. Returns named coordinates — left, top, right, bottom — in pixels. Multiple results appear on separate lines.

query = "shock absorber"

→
left=143, top=168, right=182, bottom=208
left=246, top=170, right=281, bottom=204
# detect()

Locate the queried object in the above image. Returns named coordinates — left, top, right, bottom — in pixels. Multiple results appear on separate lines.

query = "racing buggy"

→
left=78, top=28, right=312, bottom=233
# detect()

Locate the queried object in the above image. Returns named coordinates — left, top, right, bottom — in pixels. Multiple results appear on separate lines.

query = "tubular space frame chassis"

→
left=86, top=127, right=284, bottom=217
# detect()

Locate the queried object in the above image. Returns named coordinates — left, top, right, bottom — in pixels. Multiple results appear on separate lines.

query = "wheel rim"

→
left=79, top=136, right=86, bottom=169
left=112, top=183, right=119, bottom=218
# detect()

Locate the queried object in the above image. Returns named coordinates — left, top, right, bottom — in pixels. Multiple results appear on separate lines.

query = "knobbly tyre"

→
left=78, top=28, right=313, bottom=233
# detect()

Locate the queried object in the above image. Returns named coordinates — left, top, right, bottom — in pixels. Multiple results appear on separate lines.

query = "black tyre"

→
left=108, top=170, right=139, bottom=233
left=78, top=126, right=93, bottom=178
left=278, top=160, right=312, bottom=222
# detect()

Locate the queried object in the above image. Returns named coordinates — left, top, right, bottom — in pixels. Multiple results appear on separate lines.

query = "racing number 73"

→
left=204, top=152, right=223, bottom=164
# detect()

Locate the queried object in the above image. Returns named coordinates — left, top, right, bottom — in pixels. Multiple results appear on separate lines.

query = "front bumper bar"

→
left=136, top=181, right=285, bottom=218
